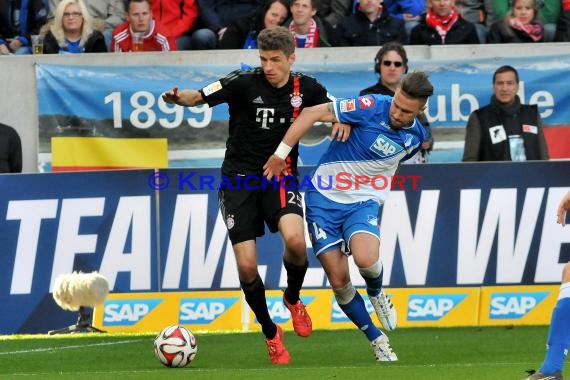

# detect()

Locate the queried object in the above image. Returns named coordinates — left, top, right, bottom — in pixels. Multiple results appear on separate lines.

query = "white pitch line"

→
left=3, top=362, right=539, bottom=377
left=0, top=339, right=140, bottom=355
left=155, top=362, right=537, bottom=372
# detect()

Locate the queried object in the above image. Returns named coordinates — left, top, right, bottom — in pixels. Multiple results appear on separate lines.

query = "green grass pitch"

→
left=0, top=326, right=566, bottom=379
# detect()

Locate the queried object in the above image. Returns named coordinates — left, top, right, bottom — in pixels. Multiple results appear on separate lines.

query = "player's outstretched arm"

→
left=557, top=190, right=570, bottom=226
left=263, top=102, right=347, bottom=179
left=162, top=87, right=205, bottom=107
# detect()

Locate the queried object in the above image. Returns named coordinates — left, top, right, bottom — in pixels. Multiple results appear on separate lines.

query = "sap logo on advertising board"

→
left=178, top=297, right=239, bottom=324
left=489, top=292, right=549, bottom=319
left=407, top=294, right=467, bottom=321
left=331, top=296, right=375, bottom=322
left=103, top=299, right=162, bottom=326
left=265, top=296, right=316, bottom=323
left=266, top=297, right=293, bottom=323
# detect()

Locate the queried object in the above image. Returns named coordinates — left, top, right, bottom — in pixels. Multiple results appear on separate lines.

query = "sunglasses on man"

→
left=382, top=60, right=404, bottom=67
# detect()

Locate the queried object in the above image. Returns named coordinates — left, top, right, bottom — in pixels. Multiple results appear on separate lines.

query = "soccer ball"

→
left=153, top=325, right=198, bottom=368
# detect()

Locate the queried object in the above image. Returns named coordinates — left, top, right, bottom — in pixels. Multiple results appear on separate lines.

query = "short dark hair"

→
left=374, top=42, right=408, bottom=74
left=291, top=0, right=320, bottom=10
left=400, top=71, right=434, bottom=104
left=493, top=65, right=519, bottom=83
left=128, top=0, right=150, bottom=11
left=257, top=26, right=295, bottom=56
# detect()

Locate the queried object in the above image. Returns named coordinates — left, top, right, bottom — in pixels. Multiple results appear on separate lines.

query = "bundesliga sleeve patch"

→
left=522, top=124, right=538, bottom=134
left=202, top=81, right=222, bottom=96
left=358, top=96, right=375, bottom=109
left=339, top=99, right=356, bottom=112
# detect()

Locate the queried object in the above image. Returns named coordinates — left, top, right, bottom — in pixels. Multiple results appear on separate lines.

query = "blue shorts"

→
left=305, top=188, right=381, bottom=256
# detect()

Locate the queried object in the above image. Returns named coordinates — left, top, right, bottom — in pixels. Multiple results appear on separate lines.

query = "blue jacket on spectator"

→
left=383, top=0, right=425, bottom=21
left=0, top=0, right=48, bottom=54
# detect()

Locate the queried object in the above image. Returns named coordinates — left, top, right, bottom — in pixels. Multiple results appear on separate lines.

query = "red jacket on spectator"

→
left=152, top=0, right=198, bottom=39
left=111, top=20, right=176, bottom=52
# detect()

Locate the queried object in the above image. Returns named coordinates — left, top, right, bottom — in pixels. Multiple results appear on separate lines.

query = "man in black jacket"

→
left=335, top=0, right=407, bottom=46
left=409, top=0, right=479, bottom=44
left=463, top=65, right=549, bottom=162
left=191, top=0, right=261, bottom=49
left=0, top=123, right=22, bottom=173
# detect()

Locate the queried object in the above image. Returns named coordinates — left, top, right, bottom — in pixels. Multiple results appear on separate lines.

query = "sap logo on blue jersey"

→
left=407, top=294, right=467, bottom=321
left=370, top=135, right=401, bottom=158
left=331, top=296, right=375, bottom=322
left=179, top=297, right=239, bottom=324
left=263, top=296, right=316, bottom=323
left=489, top=292, right=549, bottom=319
left=103, top=299, right=162, bottom=326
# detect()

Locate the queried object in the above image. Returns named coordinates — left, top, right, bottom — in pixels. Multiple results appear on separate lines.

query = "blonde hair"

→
left=50, top=0, right=94, bottom=48
left=508, top=0, right=540, bottom=23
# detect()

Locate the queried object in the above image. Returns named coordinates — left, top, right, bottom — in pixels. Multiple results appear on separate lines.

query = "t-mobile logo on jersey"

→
left=255, top=108, right=293, bottom=129
left=256, top=108, right=275, bottom=129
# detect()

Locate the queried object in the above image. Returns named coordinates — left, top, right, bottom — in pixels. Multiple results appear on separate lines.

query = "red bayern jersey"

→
left=111, top=20, right=176, bottom=52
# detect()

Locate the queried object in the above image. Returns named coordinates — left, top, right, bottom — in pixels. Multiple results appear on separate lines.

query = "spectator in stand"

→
left=111, top=0, right=175, bottom=52
left=0, top=0, right=48, bottom=55
left=455, top=0, right=494, bottom=42
left=409, top=0, right=480, bottom=44
left=492, top=0, right=559, bottom=41
left=382, top=0, right=426, bottom=41
left=463, top=65, right=549, bottom=162
left=49, top=0, right=125, bottom=49
left=556, top=0, right=570, bottom=41
left=284, top=0, right=335, bottom=47
left=360, top=42, right=434, bottom=163
left=334, top=0, right=407, bottom=46
left=219, top=0, right=290, bottom=49
left=43, top=0, right=107, bottom=54
left=318, top=0, right=353, bottom=28
left=0, top=123, right=22, bottom=173
left=487, top=0, right=544, bottom=42
left=151, top=0, right=198, bottom=50
left=191, top=0, right=261, bottom=50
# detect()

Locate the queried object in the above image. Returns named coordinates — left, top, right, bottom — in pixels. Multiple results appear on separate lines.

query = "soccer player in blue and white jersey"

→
left=524, top=190, right=570, bottom=380
left=263, top=71, right=434, bottom=361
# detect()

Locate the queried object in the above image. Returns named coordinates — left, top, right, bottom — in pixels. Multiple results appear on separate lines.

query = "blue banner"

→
left=2, top=162, right=570, bottom=333
left=36, top=57, right=570, bottom=170
left=0, top=170, right=157, bottom=333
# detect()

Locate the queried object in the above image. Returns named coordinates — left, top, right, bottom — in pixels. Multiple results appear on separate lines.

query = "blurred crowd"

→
left=1, top=0, right=569, bottom=55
